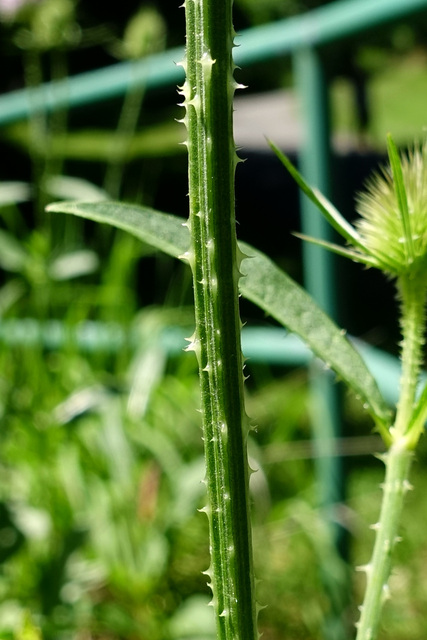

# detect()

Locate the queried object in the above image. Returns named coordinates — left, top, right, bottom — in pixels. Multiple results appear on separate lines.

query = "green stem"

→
left=356, top=275, right=427, bottom=640
left=104, top=63, right=146, bottom=199
left=181, top=1, right=257, bottom=639
left=24, top=48, right=48, bottom=222
left=355, top=442, right=413, bottom=640
left=394, top=275, right=427, bottom=440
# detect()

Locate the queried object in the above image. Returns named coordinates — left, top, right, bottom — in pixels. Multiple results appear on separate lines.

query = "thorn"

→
left=178, top=249, right=193, bottom=263
left=356, top=563, right=372, bottom=575
left=403, top=479, right=414, bottom=492
left=382, top=583, right=391, bottom=603
left=198, top=505, right=210, bottom=515
left=375, top=452, right=388, bottom=464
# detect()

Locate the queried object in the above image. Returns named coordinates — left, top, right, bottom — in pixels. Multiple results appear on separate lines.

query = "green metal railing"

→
left=0, top=0, right=426, bottom=125
left=0, top=318, right=406, bottom=406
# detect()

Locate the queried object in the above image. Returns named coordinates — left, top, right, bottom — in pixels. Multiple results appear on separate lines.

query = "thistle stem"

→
left=356, top=275, right=427, bottom=640
left=394, top=275, right=427, bottom=440
left=355, top=442, right=413, bottom=640
left=181, top=1, right=257, bottom=638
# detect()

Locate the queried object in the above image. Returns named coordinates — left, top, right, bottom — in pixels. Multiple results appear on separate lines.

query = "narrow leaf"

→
left=386, top=133, right=414, bottom=263
left=0, top=181, right=32, bottom=207
left=239, top=242, right=391, bottom=431
left=0, top=228, right=28, bottom=272
left=45, top=175, right=109, bottom=202
left=293, top=232, right=377, bottom=267
left=47, top=200, right=189, bottom=259
left=268, top=140, right=366, bottom=250
left=48, top=200, right=391, bottom=431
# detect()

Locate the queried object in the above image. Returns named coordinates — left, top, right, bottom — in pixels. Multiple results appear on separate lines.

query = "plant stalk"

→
left=356, top=274, right=427, bottom=640
left=394, top=275, right=427, bottom=440
left=355, top=442, right=413, bottom=640
left=181, top=1, right=257, bottom=639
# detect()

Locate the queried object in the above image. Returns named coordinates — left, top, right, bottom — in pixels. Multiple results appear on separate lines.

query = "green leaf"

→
left=46, top=200, right=189, bottom=259
left=268, top=140, right=366, bottom=251
left=45, top=175, right=109, bottom=202
left=47, top=200, right=391, bottom=431
left=0, top=181, right=32, bottom=207
left=48, top=249, right=99, bottom=281
left=8, top=122, right=185, bottom=161
left=0, top=228, right=28, bottom=273
left=239, top=242, right=391, bottom=433
left=293, top=232, right=377, bottom=267
left=16, top=612, right=43, bottom=640
left=386, top=133, right=414, bottom=263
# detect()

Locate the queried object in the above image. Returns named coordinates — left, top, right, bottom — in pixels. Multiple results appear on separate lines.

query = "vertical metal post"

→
left=293, top=46, right=348, bottom=640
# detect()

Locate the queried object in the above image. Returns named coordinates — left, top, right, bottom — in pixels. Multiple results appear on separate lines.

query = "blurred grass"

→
left=0, top=250, right=426, bottom=638
left=6, top=119, right=186, bottom=162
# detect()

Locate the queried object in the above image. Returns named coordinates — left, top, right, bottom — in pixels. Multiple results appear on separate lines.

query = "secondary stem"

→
left=356, top=274, right=427, bottom=640
left=182, top=1, right=257, bottom=638
left=355, top=443, right=413, bottom=640
left=394, top=275, right=427, bottom=439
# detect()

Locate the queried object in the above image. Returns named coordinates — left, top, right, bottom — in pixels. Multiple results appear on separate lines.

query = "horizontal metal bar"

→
left=0, top=47, right=185, bottom=126
left=234, top=0, right=427, bottom=65
left=0, top=318, right=407, bottom=406
left=0, top=0, right=426, bottom=126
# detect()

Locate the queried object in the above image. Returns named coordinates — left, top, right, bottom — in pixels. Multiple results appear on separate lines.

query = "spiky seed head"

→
left=355, top=142, right=427, bottom=278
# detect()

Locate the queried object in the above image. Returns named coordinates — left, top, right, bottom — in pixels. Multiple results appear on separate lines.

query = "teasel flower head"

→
left=270, top=135, right=427, bottom=281
left=355, top=137, right=427, bottom=279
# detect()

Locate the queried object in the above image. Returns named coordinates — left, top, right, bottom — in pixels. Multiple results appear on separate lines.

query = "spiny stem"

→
left=356, top=274, right=427, bottom=640
left=355, top=443, right=413, bottom=640
left=181, top=1, right=257, bottom=638
left=394, top=275, right=427, bottom=440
